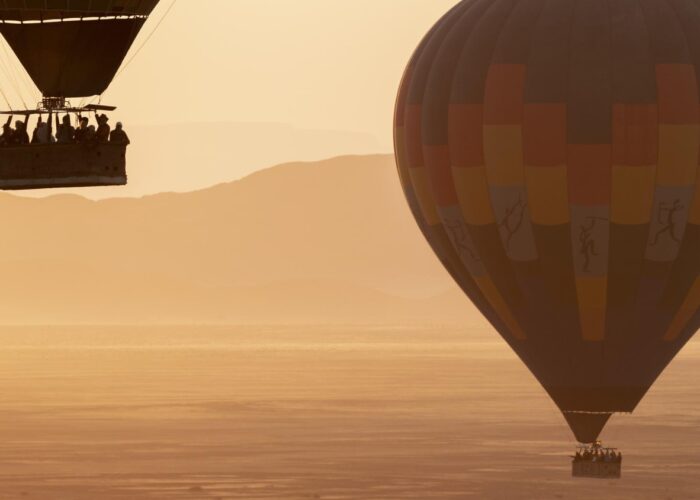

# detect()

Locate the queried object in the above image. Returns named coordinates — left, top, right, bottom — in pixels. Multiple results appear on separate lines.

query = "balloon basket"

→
left=571, top=442, right=622, bottom=479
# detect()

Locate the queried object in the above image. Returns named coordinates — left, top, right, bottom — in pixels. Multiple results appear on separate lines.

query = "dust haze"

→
left=1, top=326, right=699, bottom=499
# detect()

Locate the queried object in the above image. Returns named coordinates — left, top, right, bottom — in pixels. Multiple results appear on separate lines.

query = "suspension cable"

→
left=0, top=82, right=11, bottom=109
left=0, top=49, right=15, bottom=108
left=115, top=0, right=177, bottom=79
left=88, top=0, right=177, bottom=106
left=0, top=37, right=27, bottom=109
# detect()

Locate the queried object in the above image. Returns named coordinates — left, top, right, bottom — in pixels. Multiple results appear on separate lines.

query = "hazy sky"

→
left=1, top=0, right=456, bottom=150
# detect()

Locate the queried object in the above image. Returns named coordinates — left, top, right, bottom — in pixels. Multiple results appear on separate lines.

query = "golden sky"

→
left=0, top=0, right=458, bottom=196
left=41, top=0, right=453, bottom=148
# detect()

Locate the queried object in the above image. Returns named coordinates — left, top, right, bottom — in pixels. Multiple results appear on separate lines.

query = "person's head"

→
left=15, top=120, right=23, bottom=130
left=100, top=114, right=109, bottom=123
left=87, top=125, right=95, bottom=133
left=116, top=121, right=123, bottom=130
left=80, top=117, right=88, bottom=127
left=62, top=115, right=71, bottom=125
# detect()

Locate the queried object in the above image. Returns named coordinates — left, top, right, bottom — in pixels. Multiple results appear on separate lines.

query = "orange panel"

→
left=484, top=64, right=526, bottom=125
left=656, top=124, right=700, bottom=186
left=575, top=276, right=608, bottom=341
left=612, top=104, right=658, bottom=166
left=483, top=125, right=525, bottom=186
left=448, top=103, right=484, bottom=167
left=567, top=144, right=612, bottom=206
left=611, top=165, right=656, bottom=224
left=408, top=167, right=440, bottom=226
left=424, top=144, right=458, bottom=206
left=394, top=126, right=412, bottom=192
left=474, top=275, right=527, bottom=340
left=452, top=166, right=496, bottom=225
left=664, top=277, right=700, bottom=341
left=525, top=165, right=569, bottom=225
left=523, top=103, right=567, bottom=166
left=656, top=64, right=699, bottom=124
left=405, top=104, right=425, bottom=169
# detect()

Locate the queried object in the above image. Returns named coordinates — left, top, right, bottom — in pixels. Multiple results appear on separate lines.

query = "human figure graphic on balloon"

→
left=650, top=199, right=685, bottom=247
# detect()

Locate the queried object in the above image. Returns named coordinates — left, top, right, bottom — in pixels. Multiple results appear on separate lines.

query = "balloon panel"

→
left=0, top=0, right=159, bottom=21
left=0, top=0, right=160, bottom=97
left=0, top=19, right=146, bottom=97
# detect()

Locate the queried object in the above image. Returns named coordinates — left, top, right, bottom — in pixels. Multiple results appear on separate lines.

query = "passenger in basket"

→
left=0, top=115, right=13, bottom=145
left=74, top=116, right=89, bottom=143
left=32, top=115, right=54, bottom=144
left=55, top=114, right=75, bottom=144
left=11, top=115, right=29, bottom=145
left=109, top=122, right=130, bottom=145
left=96, top=114, right=110, bottom=143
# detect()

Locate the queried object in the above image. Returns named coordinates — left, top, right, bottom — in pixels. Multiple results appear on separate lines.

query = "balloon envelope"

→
left=0, top=0, right=160, bottom=97
left=394, top=0, right=700, bottom=443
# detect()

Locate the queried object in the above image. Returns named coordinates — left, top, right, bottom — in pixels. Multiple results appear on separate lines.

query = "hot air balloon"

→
left=394, top=0, right=700, bottom=476
left=0, top=0, right=161, bottom=189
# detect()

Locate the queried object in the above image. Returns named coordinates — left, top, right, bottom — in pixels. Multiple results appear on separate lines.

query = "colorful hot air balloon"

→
left=394, top=0, right=700, bottom=456
left=0, top=0, right=161, bottom=190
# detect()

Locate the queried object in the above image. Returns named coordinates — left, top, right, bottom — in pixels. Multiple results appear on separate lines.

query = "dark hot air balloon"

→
left=0, top=0, right=161, bottom=190
left=394, top=0, right=700, bottom=476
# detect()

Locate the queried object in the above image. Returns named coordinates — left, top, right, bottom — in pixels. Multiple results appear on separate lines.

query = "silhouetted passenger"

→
left=74, top=116, right=89, bottom=143
left=96, top=113, right=110, bottom=143
left=0, top=115, right=13, bottom=146
left=31, top=115, right=41, bottom=144
left=109, top=121, right=130, bottom=145
left=85, top=125, right=96, bottom=142
left=10, top=115, right=29, bottom=145
left=32, top=115, right=54, bottom=144
left=55, top=114, right=75, bottom=144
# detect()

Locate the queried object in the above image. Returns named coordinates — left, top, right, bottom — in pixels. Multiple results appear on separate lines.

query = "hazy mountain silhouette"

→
left=0, top=155, right=484, bottom=325
left=21, top=123, right=383, bottom=199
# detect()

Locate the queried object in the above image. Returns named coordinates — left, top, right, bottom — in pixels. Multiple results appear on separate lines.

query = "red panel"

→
left=656, top=64, right=699, bottom=124
left=612, top=104, right=658, bottom=166
left=568, top=144, right=612, bottom=205
left=484, top=64, right=526, bottom=125
left=405, top=104, right=425, bottom=169
left=394, top=66, right=414, bottom=127
left=424, top=144, right=459, bottom=206
left=523, top=104, right=567, bottom=166
left=448, top=103, right=484, bottom=167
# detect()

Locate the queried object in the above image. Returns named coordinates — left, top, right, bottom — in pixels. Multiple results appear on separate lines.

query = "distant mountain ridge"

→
left=0, top=155, right=485, bottom=325
left=19, top=122, right=383, bottom=199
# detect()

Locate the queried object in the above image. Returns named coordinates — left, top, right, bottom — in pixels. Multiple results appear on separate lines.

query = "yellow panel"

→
left=690, top=180, right=700, bottom=224
left=407, top=167, right=440, bottom=226
left=611, top=165, right=656, bottom=224
left=657, top=124, right=700, bottom=186
left=524, top=165, right=569, bottom=225
left=664, top=277, right=700, bottom=341
left=483, top=125, right=525, bottom=186
left=575, top=276, right=608, bottom=341
left=474, top=275, right=527, bottom=340
left=451, top=166, right=495, bottom=225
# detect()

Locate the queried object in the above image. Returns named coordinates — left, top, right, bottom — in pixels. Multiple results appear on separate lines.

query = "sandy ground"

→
left=0, top=325, right=698, bottom=499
